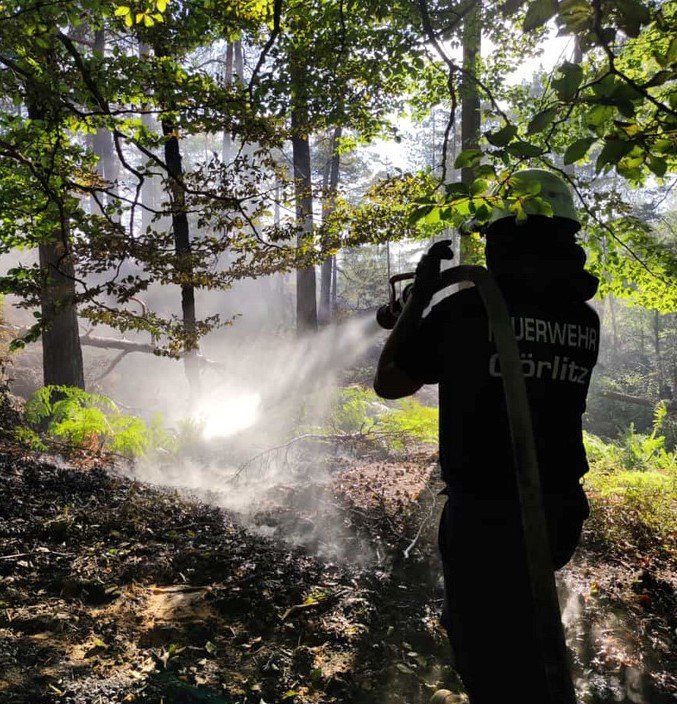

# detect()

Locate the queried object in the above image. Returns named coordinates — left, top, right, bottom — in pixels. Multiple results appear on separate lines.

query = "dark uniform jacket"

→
left=397, top=261, right=600, bottom=495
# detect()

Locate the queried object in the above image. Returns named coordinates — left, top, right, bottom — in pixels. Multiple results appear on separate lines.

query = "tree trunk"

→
left=26, top=95, right=85, bottom=389
left=88, top=29, right=104, bottom=215
left=39, top=236, right=86, bottom=389
left=608, top=296, right=619, bottom=358
left=139, top=42, right=156, bottom=235
left=654, top=310, right=667, bottom=397
left=319, top=127, right=341, bottom=325
left=563, top=39, right=582, bottom=179
left=331, top=251, right=337, bottom=313
left=458, top=2, right=481, bottom=270
left=161, top=114, right=201, bottom=394
left=291, top=59, right=317, bottom=335
left=222, top=41, right=236, bottom=163
left=460, top=2, right=481, bottom=189
left=319, top=258, right=335, bottom=325
left=91, top=29, right=117, bottom=211
left=671, top=314, right=676, bottom=397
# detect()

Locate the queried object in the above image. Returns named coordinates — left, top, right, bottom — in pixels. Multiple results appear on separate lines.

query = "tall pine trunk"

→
left=319, top=127, right=341, bottom=325
left=291, top=59, right=317, bottom=335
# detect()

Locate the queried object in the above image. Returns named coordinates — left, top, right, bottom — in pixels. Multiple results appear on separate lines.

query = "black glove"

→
left=411, top=240, right=454, bottom=305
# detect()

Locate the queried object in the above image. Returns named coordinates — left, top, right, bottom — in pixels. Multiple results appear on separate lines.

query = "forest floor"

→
left=0, top=433, right=674, bottom=704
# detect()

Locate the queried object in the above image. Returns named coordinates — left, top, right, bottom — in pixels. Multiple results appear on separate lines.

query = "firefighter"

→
left=374, top=169, right=600, bottom=703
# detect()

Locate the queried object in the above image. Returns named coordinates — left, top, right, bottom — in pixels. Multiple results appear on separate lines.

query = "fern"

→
left=23, top=385, right=171, bottom=458
left=652, top=401, right=669, bottom=437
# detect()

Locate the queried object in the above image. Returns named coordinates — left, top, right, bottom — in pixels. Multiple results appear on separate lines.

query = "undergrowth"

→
left=583, top=403, right=676, bottom=561
left=323, top=386, right=674, bottom=561
left=18, top=385, right=173, bottom=457
left=325, top=385, right=437, bottom=449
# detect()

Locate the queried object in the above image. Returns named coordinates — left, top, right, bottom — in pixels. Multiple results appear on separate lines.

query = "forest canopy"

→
left=0, top=0, right=674, bottom=392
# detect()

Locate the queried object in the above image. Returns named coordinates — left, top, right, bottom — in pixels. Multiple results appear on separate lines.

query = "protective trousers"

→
left=438, top=484, right=588, bottom=704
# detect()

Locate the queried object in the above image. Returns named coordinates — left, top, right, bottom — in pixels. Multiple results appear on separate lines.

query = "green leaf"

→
left=470, top=178, right=489, bottom=195
left=563, top=137, right=595, bottom=164
left=444, top=183, right=468, bottom=197
left=552, top=62, right=584, bottom=101
left=156, top=0, right=168, bottom=11
left=527, top=108, right=557, bottom=134
left=585, top=104, right=615, bottom=132
left=615, top=0, right=651, bottom=38
left=643, top=70, right=672, bottom=88
left=523, top=0, right=559, bottom=32
left=408, top=204, right=433, bottom=226
left=652, top=138, right=672, bottom=155
left=616, top=101, right=635, bottom=118
left=646, top=155, right=667, bottom=178
left=528, top=196, right=554, bottom=217
left=474, top=164, right=497, bottom=178
left=485, top=123, right=517, bottom=147
left=557, top=0, right=593, bottom=34
left=454, top=148, right=483, bottom=169
left=509, top=173, right=542, bottom=196
left=474, top=203, right=492, bottom=222
left=595, top=138, right=633, bottom=172
left=506, top=140, right=543, bottom=157
left=114, top=5, right=130, bottom=16
left=666, top=36, right=677, bottom=66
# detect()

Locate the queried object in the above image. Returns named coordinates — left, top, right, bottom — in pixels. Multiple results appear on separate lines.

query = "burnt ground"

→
left=0, top=439, right=674, bottom=704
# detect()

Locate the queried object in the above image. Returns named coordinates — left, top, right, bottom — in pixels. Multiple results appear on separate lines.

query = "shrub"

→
left=584, top=403, right=676, bottom=473
left=23, top=385, right=172, bottom=457
left=326, top=385, right=438, bottom=449
left=328, top=386, right=385, bottom=435
left=379, top=397, right=438, bottom=449
left=583, top=410, right=676, bottom=560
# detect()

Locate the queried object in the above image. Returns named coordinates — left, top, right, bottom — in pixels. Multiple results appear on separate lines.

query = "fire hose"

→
left=378, top=265, right=578, bottom=704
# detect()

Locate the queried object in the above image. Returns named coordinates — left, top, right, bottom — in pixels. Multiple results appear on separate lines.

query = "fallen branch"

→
left=1, top=324, right=226, bottom=370
left=232, top=433, right=336, bottom=480
left=601, top=391, right=676, bottom=415
left=232, top=428, right=405, bottom=481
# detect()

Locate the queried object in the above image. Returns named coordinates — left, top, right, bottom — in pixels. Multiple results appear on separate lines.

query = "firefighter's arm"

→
left=373, top=295, right=427, bottom=399
left=374, top=240, right=452, bottom=399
